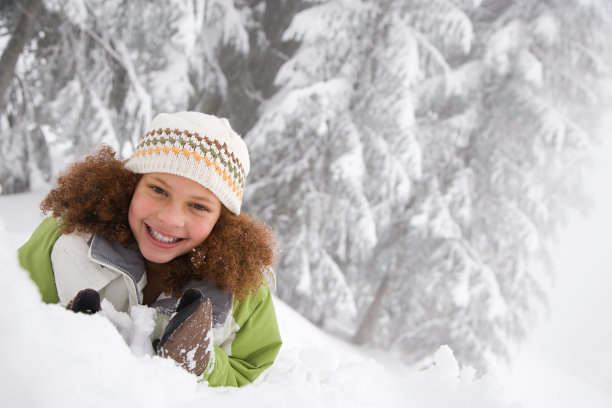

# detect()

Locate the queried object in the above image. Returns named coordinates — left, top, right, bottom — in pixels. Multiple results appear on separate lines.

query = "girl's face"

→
left=128, top=172, right=222, bottom=264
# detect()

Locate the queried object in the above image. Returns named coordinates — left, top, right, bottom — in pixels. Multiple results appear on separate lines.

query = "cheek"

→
left=128, top=193, right=149, bottom=228
left=189, top=218, right=218, bottom=244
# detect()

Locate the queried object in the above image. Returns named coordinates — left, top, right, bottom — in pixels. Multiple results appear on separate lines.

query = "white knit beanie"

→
left=124, top=112, right=249, bottom=214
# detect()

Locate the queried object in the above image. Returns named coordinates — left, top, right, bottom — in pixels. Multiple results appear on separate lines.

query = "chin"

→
left=141, top=247, right=183, bottom=264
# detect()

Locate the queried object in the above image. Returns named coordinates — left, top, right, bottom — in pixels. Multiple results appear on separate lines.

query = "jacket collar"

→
left=88, top=233, right=146, bottom=303
left=88, top=233, right=233, bottom=324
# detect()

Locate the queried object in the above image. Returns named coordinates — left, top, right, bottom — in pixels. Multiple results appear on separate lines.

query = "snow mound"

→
left=0, top=233, right=512, bottom=408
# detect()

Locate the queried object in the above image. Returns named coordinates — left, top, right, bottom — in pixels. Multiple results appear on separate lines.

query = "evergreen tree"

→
left=246, top=0, right=612, bottom=372
left=0, top=0, right=259, bottom=186
left=246, top=0, right=422, bottom=329
left=0, top=0, right=44, bottom=194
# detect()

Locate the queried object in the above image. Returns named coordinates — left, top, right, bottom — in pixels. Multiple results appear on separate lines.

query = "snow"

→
left=502, top=115, right=612, bottom=408
left=531, top=13, right=559, bottom=48
left=100, top=300, right=157, bottom=356
left=0, top=128, right=611, bottom=407
left=0, top=188, right=512, bottom=408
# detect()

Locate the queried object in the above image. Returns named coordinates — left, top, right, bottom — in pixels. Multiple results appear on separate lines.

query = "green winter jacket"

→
left=18, top=217, right=282, bottom=387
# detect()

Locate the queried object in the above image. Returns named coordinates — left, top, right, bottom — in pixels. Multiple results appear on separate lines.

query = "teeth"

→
left=148, top=226, right=181, bottom=243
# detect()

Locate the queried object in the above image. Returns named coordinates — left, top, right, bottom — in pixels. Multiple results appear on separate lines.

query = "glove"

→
left=66, top=288, right=101, bottom=314
left=156, top=288, right=214, bottom=376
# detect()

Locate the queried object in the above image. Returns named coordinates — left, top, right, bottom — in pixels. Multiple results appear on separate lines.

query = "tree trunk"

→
left=0, top=0, right=43, bottom=116
left=352, top=273, right=394, bottom=345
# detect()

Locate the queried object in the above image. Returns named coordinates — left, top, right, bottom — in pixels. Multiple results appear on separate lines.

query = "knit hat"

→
left=124, top=112, right=249, bottom=214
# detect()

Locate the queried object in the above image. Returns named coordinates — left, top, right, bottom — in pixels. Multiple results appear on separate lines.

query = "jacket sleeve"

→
left=204, top=284, right=282, bottom=387
left=17, top=217, right=62, bottom=304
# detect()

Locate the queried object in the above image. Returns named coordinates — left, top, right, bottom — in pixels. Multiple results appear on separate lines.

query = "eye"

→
left=149, top=185, right=167, bottom=196
left=191, top=203, right=209, bottom=212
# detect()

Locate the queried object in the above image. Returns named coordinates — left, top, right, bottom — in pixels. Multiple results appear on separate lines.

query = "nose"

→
left=157, top=202, right=185, bottom=228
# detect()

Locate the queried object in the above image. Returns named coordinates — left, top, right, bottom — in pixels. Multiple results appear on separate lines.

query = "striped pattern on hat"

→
left=125, top=112, right=250, bottom=214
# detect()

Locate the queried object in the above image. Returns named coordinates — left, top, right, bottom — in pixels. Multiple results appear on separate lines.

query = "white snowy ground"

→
left=0, top=188, right=510, bottom=408
left=0, top=137, right=611, bottom=407
left=0, top=189, right=512, bottom=408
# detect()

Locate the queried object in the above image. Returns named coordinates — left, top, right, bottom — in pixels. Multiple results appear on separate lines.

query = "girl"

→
left=18, top=112, right=281, bottom=387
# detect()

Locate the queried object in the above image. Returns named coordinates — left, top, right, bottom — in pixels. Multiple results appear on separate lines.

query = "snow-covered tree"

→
left=399, top=0, right=612, bottom=369
left=246, top=0, right=612, bottom=372
left=0, top=0, right=256, bottom=190
left=0, top=0, right=44, bottom=194
left=246, top=0, right=423, bottom=329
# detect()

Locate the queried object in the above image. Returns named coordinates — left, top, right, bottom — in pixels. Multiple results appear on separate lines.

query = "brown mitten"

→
left=156, top=288, right=214, bottom=376
left=66, top=289, right=101, bottom=314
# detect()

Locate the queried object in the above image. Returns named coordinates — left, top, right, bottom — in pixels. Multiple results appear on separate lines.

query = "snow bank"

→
left=0, top=191, right=512, bottom=408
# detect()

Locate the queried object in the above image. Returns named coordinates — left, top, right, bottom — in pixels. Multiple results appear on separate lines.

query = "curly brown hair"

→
left=40, top=145, right=276, bottom=301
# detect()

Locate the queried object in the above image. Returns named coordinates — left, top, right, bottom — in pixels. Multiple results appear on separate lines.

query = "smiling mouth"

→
left=147, top=225, right=183, bottom=244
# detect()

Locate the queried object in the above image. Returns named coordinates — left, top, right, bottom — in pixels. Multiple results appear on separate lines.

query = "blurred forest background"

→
left=1, top=0, right=611, bottom=375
